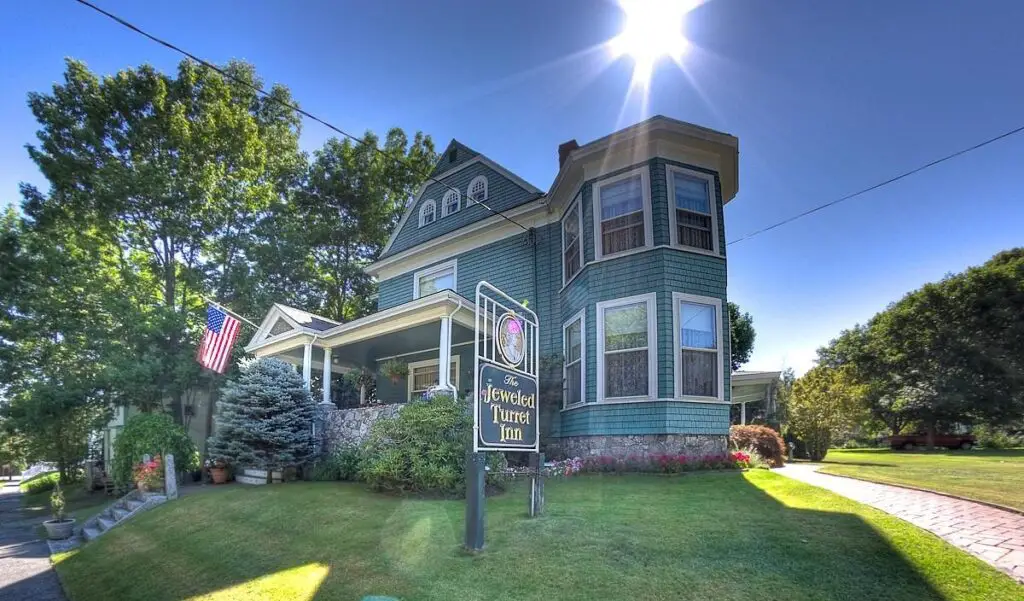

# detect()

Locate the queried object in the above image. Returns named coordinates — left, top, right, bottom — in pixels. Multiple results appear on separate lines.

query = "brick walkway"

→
left=776, top=463, right=1024, bottom=583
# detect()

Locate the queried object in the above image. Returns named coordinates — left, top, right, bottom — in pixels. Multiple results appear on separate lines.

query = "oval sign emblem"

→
left=495, top=312, right=526, bottom=367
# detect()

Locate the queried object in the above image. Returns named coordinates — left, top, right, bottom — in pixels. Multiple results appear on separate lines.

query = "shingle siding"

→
left=384, top=161, right=540, bottom=257
left=375, top=155, right=732, bottom=440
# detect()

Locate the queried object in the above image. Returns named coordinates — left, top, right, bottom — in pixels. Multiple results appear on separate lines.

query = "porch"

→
left=730, top=370, right=782, bottom=426
left=243, top=291, right=479, bottom=406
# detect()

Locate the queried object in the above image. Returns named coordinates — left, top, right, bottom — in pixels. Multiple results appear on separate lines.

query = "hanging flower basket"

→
left=379, top=359, right=408, bottom=384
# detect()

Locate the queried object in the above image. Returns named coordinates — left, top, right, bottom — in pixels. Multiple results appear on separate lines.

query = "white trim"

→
left=672, top=292, right=725, bottom=402
left=560, top=194, right=584, bottom=288
left=412, top=259, right=457, bottom=300
left=467, top=175, right=488, bottom=204
left=666, top=165, right=720, bottom=256
left=375, top=340, right=475, bottom=363
left=441, top=189, right=461, bottom=217
left=596, top=293, right=658, bottom=403
left=562, top=308, right=586, bottom=409
left=591, top=166, right=654, bottom=261
left=418, top=199, right=437, bottom=227
left=407, top=356, right=461, bottom=398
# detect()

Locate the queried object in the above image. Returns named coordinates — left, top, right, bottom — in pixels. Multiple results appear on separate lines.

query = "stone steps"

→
left=77, top=491, right=167, bottom=544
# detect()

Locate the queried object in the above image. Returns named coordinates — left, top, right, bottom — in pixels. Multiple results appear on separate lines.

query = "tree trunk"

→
left=926, top=421, right=936, bottom=450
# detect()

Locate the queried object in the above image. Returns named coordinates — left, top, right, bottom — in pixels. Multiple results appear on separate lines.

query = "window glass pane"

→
left=673, top=173, right=710, bottom=213
left=604, top=302, right=647, bottom=351
left=681, top=349, right=717, bottom=397
left=419, top=269, right=454, bottom=296
left=566, top=362, right=582, bottom=405
left=562, top=205, right=579, bottom=249
left=606, top=350, right=648, bottom=397
left=565, top=320, right=582, bottom=363
left=600, top=175, right=643, bottom=220
left=680, top=302, right=716, bottom=349
left=412, top=365, right=438, bottom=393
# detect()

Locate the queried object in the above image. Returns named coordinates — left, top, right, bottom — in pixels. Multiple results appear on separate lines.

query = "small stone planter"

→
left=43, top=518, right=76, bottom=540
left=210, top=467, right=228, bottom=484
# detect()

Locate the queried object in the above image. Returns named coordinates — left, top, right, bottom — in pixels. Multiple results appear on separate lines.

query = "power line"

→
left=71, top=0, right=531, bottom=233
left=727, top=124, right=1024, bottom=246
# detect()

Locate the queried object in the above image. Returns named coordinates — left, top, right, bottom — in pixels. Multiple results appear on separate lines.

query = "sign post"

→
left=466, top=282, right=540, bottom=551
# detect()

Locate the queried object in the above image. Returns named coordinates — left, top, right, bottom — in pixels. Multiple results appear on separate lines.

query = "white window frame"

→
left=591, top=166, right=654, bottom=261
left=666, top=165, right=719, bottom=256
left=407, top=356, right=461, bottom=398
left=418, top=199, right=437, bottom=227
left=672, top=292, right=724, bottom=401
left=412, top=259, right=457, bottom=299
left=467, top=175, right=488, bottom=204
left=596, top=293, right=658, bottom=403
left=562, top=308, right=586, bottom=408
left=442, top=189, right=461, bottom=217
left=561, top=195, right=584, bottom=287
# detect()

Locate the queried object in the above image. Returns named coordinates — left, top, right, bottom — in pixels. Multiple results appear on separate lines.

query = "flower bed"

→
left=569, top=451, right=755, bottom=475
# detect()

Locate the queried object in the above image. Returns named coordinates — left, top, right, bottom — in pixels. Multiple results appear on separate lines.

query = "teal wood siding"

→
left=431, top=140, right=479, bottom=176
left=557, top=402, right=729, bottom=437
left=378, top=272, right=414, bottom=311
left=384, top=161, right=541, bottom=257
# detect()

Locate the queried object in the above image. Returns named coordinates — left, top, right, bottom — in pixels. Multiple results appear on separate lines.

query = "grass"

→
left=53, top=471, right=1021, bottom=601
left=19, top=470, right=60, bottom=494
left=820, top=448, right=1024, bottom=511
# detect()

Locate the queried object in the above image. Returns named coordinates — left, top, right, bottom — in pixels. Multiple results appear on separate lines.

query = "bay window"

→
left=563, top=310, right=585, bottom=407
left=592, top=167, right=652, bottom=259
left=673, top=293, right=723, bottom=400
left=596, top=293, right=657, bottom=401
left=667, top=166, right=718, bottom=254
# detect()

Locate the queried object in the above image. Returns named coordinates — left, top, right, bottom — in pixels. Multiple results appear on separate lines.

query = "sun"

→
left=609, top=0, right=697, bottom=85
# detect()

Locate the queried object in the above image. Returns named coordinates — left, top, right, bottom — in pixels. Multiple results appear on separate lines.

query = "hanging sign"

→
left=474, top=282, right=539, bottom=452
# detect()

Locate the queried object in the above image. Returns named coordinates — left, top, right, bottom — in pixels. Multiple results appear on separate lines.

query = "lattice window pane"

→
left=605, top=350, right=648, bottom=397
left=681, top=350, right=717, bottom=397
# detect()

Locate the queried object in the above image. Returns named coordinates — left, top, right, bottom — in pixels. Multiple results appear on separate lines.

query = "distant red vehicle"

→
left=889, top=433, right=976, bottom=450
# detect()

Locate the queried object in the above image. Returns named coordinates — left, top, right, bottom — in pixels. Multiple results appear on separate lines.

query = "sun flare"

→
left=609, top=0, right=697, bottom=85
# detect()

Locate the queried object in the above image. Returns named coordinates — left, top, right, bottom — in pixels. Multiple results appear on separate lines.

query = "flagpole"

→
left=202, top=296, right=260, bottom=329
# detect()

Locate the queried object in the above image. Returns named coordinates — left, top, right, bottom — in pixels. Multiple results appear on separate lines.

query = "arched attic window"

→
left=419, top=200, right=437, bottom=227
left=467, top=175, right=488, bottom=204
left=442, top=189, right=461, bottom=217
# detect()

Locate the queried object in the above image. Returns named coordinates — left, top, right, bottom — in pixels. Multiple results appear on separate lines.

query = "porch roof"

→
left=244, top=291, right=478, bottom=364
left=730, top=371, right=782, bottom=404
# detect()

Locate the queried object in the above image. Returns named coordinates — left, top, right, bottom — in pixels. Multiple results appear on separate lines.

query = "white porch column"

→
left=302, top=342, right=313, bottom=391
left=321, top=347, right=333, bottom=405
left=438, top=316, right=452, bottom=391
left=740, top=402, right=747, bottom=425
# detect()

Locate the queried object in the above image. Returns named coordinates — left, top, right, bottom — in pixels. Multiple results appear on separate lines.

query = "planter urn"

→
left=43, top=518, right=75, bottom=540
left=210, top=466, right=228, bottom=484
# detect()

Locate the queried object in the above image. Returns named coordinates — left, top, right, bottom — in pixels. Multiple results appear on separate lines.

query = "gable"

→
left=430, top=140, right=479, bottom=177
left=269, top=318, right=293, bottom=336
left=382, top=159, right=542, bottom=258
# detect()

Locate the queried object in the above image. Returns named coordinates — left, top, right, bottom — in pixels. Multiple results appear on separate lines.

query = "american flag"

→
left=197, top=305, right=241, bottom=374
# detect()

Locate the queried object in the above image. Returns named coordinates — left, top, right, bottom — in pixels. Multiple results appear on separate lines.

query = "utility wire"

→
left=727, top=125, right=1024, bottom=246
left=71, top=0, right=531, bottom=233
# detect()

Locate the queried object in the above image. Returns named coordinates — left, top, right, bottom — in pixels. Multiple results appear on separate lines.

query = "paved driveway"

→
left=776, top=463, right=1024, bottom=583
left=0, top=479, right=67, bottom=601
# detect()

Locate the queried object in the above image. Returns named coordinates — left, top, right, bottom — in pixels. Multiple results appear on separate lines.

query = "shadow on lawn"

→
left=47, top=474, right=992, bottom=601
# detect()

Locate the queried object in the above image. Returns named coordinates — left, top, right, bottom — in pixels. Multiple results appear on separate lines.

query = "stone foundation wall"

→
left=322, top=404, right=404, bottom=453
left=547, top=434, right=727, bottom=459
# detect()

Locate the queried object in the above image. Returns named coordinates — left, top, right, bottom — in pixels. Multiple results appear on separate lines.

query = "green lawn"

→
left=53, top=472, right=1020, bottom=601
left=21, top=482, right=112, bottom=533
left=820, top=448, right=1024, bottom=511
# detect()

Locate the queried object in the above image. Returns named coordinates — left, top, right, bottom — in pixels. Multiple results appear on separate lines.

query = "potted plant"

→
left=206, top=458, right=229, bottom=484
left=42, top=481, right=75, bottom=540
left=379, top=359, right=408, bottom=384
left=132, top=455, right=163, bottom=493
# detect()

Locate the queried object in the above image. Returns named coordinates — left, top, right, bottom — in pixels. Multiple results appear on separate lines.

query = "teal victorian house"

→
left=245, top=115, right=744, bottom=458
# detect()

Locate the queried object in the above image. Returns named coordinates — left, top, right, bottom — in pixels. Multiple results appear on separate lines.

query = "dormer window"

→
left=467, top=176, right=488, bottom=204
left=442, top=189, right=461, bottom=217
left=418, top=200, right=437, bottom=227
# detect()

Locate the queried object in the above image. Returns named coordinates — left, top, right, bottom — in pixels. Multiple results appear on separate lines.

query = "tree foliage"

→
left=207, top=358, right=316, bottom=470
left=788, top=366, right=864, bottom=460
left=112, top=413, right=198, bottom=486
left=815, top=248, right=1024, bottom=445
left=728, top=302, right=756, bottom=372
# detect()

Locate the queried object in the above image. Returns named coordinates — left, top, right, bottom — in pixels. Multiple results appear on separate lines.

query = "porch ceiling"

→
left=330, top=320, right=475, bottom=368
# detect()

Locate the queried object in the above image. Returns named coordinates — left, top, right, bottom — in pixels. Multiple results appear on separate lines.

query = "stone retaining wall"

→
left=547, top=434, right=727, bottom=459
left=322, top=404, right=404, bottom=453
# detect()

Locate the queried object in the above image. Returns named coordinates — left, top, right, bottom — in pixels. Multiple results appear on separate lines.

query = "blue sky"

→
left=2, top=0, right=1023, bottom=375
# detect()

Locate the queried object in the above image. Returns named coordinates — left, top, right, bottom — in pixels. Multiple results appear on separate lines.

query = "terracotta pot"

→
left=136, top=481, right=149, bottom=493
left=210, top=466, right=228, bottom=484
